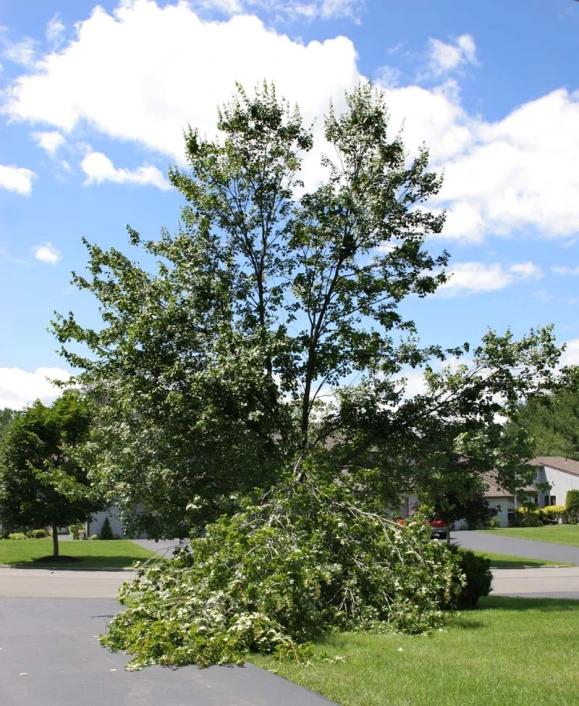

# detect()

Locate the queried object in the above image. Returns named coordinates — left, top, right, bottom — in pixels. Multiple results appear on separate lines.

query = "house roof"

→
left=530, top=456, right=579, bottom=477
left=481, top=457, right=579, bottom=498
left=481, top=472, right=535, bottom=499
left=482, top=473, right=515, bottom=498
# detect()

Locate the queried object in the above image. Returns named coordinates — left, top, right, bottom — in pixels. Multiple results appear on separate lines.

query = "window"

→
left=550, top=496, right=557, bottom=506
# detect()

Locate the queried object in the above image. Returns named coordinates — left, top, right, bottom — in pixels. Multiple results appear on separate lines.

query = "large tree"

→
left=53, top=83, right=560, bottom=538
left=0, top=391, right=102, bottom=557
left=507, top=366, right=579, bottom=460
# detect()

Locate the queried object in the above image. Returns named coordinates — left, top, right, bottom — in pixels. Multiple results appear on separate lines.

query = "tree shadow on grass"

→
left=9, top=556, right=140, bottom=570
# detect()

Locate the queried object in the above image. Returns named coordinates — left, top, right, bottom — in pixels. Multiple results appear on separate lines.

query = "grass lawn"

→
left=472, top=549, right=570, bottom=568
left=481, top=525, right=579, bottom=547
left=0, top=538, right=157, bottom=568
left=253, top=596, right=579, bottom=706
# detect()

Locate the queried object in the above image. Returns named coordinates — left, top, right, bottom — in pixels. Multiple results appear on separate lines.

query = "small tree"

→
left=100, top=517, right=113, bottom=540
left=566, top=490, right=579, bottom=524
left=437, top=486, right=497, bottom=538
left=0, top=391, right=102, bottom=558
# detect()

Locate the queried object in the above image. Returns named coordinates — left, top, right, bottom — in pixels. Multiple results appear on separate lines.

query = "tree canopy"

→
left=53, top=83, right=560, bottom=538
left=0, top=408, right=17, bottom=443
left=507, top=367, right=579, bottom=460
left=0, top=390, right=102, bottom=557
left=50, top=82, right=565, bottom=668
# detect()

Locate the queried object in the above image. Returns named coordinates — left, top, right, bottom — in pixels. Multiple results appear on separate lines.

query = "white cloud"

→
left=0, top=248, right=30, bottom=266
left=378, top=82, right=579, bottom=243
left=81, top=150, right=171, bottom=190
left=31, top=242, right=62, bottom=265
left=46, top=14, right=66, bottom=47
left=509, top=262, right=542, bottom=279
left=4, top=4, right=579, bottom=245
left=552, top=265, right=579, bottom=276
left=427, top=34, right=477, bottom=76
left=32, top=130, right=66, bottom=156
left=3, top=37, right=37, bottom=68
left=3, top=1, right=359, bottom=163
left=534, top=290, right=579, bottom=305
left=561, top=340, right=579, bottom=367
left=0, top=367, right=71, bottom=409
left=319, top=0, right=363, bottom=21
left=394, top=368, right=428, bottom=398
left=191, top=0, right=242, bottom=15
left=192, top=0, right=363, bottom=21
left=381, top=82, right=475, bottom=164
left=434, top=89, right=579, bottom=242
left=440, top=261, right=542, bottom=297
left=0, top=164, right=37, bottom=195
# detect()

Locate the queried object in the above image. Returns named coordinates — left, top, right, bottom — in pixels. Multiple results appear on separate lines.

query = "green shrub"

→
left=443, top=547, right=492, bottom=610
left=487, top=518, right=501, bottom=529
left=90, top=534, right=99, bottom=540
left=566, top=490, right=579, bottom=524
left=69, top=522, right=85, bottom=540
left=516, top=508, right=543, bottom=527
left=543, top=505, right=566, bottom=522
left=100, top=517, right=114, bottom=540
left=30, top=529, right=47, bottom=538
left=8, top=532, right=27, bottom=540
left=101, top=475, right=464, bottom=670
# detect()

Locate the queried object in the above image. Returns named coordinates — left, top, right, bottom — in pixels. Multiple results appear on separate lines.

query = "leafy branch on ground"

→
left=102, top=471, right=464, bottom=670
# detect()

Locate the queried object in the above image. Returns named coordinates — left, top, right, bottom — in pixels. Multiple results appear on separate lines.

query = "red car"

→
left=396, top=516, right=448, bottom=540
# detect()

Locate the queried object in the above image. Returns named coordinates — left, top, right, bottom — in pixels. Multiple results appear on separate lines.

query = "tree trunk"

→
left=52, top=521, right=59, bottom=558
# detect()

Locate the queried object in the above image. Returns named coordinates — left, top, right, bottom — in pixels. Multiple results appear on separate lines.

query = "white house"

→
left=528, top=456, right=579, bottom=508
left=85, top=507, right=125, bottom=538
left=481, top=456, right=579, bottom=527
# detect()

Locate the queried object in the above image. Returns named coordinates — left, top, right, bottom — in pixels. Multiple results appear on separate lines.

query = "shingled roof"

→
left=482, top=473, right=516, bottom=498
left=530, top=456, right=579, bottom=477
left=481, top=472, right=535, bottom=499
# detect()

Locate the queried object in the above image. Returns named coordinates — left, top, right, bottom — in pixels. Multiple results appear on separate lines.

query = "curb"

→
left=491, top=565, right=575, bottom=571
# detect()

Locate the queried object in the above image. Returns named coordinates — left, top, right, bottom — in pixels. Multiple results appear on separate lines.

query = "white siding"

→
left=542, top=466, right=579, bottom=507
left=491, top=498, right=512, bottom=527
left=87, top=508, right=124, bottom=538
left=454, top=498, right=512, bottom=529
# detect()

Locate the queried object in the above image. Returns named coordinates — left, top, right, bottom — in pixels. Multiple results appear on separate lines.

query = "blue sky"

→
left=1, top=0, right=579, bottom=407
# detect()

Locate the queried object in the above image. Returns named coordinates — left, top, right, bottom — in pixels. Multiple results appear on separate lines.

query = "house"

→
left=481, top=456, right=579, bottom=527
left=481, top=474, right=530, bottom=528
left=85, top=507, right=125, bottom=538
left=529, top=456, right=579, bottom=508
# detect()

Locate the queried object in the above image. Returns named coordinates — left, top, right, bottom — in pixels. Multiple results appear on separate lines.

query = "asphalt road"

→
left=0, top=594, right=334, bottom=706
left=452, top=530, right=579, bottom=565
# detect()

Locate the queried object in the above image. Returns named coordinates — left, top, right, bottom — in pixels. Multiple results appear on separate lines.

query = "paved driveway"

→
left=0, top=568, right=132, bottom=598
left=0, top=579, right=334, bottom=706
left=452, top=530, right=579, bottom=565
left=491, top=566, right=579, bottom=599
